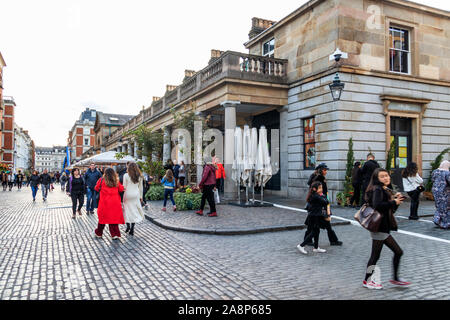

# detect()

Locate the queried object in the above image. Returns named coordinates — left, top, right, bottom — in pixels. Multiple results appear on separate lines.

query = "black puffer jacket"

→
left=307, top=193, right=329, bottom=217
left=367, top=186, right=398, bottom=233
left=39, top=173, right=52, bottom=185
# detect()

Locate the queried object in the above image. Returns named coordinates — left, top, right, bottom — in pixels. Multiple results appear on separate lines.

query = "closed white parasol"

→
left=241, top=125, right=252, bottom=186
left=231, top=127, right=243, bottom=183
left=260, top=126, right=272, bottom=187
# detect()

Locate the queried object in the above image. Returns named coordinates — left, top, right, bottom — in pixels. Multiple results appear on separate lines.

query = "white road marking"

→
left=396, top=216, right=434, bottom=224
left=268, top=202, right=450, bottom=245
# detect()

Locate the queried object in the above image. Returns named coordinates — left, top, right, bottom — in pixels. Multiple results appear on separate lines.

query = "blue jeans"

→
left=163, top=189, right=175, bottom=207
left=86, top=187, right=95, bottom=212
left=31, top=186, right=38, bottom=200
left=41, top=184, right=49, bottom=199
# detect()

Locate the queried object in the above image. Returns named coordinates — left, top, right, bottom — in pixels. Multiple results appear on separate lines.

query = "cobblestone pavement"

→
left=1, top=187, right=449, bottom=300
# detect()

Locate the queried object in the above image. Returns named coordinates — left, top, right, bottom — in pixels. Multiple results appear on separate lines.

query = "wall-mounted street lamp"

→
left=328, top=48, right=347, bottom=101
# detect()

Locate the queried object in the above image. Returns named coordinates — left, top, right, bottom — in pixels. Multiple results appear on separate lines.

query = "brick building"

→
left=1, top=96, right=15, bottom=170
left=0, top=52, right=6, bottom=163
left=67, top=108, right=97, bottom=163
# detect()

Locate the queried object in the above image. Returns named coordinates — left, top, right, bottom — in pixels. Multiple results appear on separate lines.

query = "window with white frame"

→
left=389, top=27, right=410, bottom=74
left=262, top=38, right=275, bottom=58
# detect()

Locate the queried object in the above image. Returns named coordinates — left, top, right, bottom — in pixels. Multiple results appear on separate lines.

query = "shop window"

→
left=303, top=117, right=316, bottom=169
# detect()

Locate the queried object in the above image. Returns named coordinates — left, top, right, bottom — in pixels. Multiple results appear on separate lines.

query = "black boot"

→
left=129, top=224, right=135, bottom=236
left=125, top=223, right=130, bottom=233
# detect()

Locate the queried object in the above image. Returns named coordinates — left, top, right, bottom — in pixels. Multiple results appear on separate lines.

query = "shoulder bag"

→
left=354, top=203, right=382, bottom=232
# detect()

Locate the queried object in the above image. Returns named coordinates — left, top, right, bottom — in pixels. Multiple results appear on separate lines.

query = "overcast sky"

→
left=1, top=0, right=449, bottom=147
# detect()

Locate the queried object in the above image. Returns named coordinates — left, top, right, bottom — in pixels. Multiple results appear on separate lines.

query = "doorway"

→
left=390, top=117, right=412, bottom=190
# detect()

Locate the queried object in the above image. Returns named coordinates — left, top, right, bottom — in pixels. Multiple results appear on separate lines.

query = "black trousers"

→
left=350, top=183, right=361, bottom=206
left=301, top=224, right=320, bottom=249
left=407, top=190, right=421, bottom=218
left=71, top=192, right=84, bottom=214
left=200, top=184, right=216, bottom=213
left=216, top=178, right=224, bottom=193
left=365, top=235, right=403, bottom=282
left=304, top=220, right=338, bottom=243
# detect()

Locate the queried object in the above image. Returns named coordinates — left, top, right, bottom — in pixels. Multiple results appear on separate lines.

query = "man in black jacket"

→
left=39, top=169, right=52, bottom=201
left=84, top=163, right=102, bottom=214
left=360, top=153, right=380, bottom=206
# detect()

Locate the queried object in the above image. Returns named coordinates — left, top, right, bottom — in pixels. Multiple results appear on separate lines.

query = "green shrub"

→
left=174, top=192, right=202, bottom=211
left=146, top=185, right=165, bottom=201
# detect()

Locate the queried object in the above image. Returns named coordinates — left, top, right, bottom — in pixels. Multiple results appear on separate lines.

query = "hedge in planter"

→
left=145, top=185, right=165, bottom=201
left=174, top=192, right=202, bottom=211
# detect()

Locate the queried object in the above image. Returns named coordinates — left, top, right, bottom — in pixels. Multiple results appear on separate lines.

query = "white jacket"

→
left=402, top=174, right=423, bottom=192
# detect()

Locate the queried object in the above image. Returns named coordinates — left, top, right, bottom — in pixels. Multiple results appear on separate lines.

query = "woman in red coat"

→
left=94, top=168, right=125, bottom=240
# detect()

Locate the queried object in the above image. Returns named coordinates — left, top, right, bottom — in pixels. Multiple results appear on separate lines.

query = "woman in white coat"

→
left=123, top=162, right=145, bottom=236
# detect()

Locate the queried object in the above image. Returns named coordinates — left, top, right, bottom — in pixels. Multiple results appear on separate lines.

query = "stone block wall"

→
left=287, top=72, right=450, bottom=201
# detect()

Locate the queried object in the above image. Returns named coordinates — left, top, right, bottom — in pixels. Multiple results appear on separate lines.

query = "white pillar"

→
left=163, top=126, right=171, bottom=163
left=134, top=141, right=138, bottom=159
left=278, top=106, right=289, bottom=197
left=222, top=101, right=240, bottom=200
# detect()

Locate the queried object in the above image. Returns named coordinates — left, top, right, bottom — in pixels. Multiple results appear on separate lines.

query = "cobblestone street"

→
left=1, top=187, right=450, bottom=300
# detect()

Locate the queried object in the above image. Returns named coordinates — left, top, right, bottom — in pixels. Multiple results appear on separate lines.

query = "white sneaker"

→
left=297, top=244, right=308, bottom=255
left=313, top=247, right=326, bottom=253
left=363, top=280, right=383, bottom=290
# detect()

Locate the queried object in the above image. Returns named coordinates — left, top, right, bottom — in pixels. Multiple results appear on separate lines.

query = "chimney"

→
left=248, top=17, right=276, bottom=40
left=152, top=96, right=161, bottom=102
left=183, top=69, right=197, bottom=82
left=208, top=49, right=224, bottom=64
left=184, top=69, right=196, bottom=78
left=166, top=85, right=177, bottom=92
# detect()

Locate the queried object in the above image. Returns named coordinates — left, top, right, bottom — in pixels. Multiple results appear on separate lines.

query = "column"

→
left=195, top=112, right=206, bottom=184
left=134, top=141, right=138, bottom=160
left=222, top=101, right=240, bottom=200
left=278, top=106, right=289, bottom=197
left=163, top=126, right=171, bottom=163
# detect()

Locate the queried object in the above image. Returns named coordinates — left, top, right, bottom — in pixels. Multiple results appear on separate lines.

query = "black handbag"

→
left=354, top=204, right=382, bottom=232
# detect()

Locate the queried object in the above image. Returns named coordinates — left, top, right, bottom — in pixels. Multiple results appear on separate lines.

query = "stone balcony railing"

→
left=105, top=51, right=288, bottom=145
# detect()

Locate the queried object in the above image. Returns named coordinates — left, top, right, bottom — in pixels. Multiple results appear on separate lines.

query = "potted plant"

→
left=336, top=192, right=346, bottom=207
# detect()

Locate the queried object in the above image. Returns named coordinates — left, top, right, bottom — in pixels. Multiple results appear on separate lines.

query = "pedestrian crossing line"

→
left=396, top=216, right=434, bottom=224
left=271, top=202, right=450, bottom=245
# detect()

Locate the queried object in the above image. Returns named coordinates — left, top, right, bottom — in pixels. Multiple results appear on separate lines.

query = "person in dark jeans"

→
left=173, top=160, right=180, bottom=189
left=361, top=153, right=380, bottom=206
left=196, top=157, right=217, bottom=217
left=30, top=170, right=40, bottom=202
left=402, top=162, right=424, bottom=220
left=304, top=163, right=343, bottom=246
left=84, top=163, right=102, bottom=214
left=67, top=168, right=86, bottom=219
left=350, top=162, right=362, bottom=208
left=39, top=169, right=51, bottom=201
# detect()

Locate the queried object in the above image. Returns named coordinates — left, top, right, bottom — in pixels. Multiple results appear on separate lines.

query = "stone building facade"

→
left=102, top=0, right=449, bottom=201
left=13, top=123, right=34, bottom=173
left=93, top=112, right=134, bottom=154
left=35, top=146, right=66, bottom=173
left=243, top=0, right=450, bottom=199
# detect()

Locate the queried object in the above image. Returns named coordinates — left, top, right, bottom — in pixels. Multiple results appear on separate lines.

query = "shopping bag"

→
left=214, top=189, right=220, bottom=204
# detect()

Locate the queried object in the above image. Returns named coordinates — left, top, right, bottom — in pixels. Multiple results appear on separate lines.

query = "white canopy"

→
left=70, top=151, right=137, bottom=168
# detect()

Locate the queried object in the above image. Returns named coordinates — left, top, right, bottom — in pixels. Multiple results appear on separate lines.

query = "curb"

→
left=144, top=213, right=350, bottom=235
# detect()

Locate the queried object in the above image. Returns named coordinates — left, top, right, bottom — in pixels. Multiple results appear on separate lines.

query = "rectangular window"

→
left=262, top=38, right=275, bottom=58
left=84, top=138, right=89, bottom=146
left=389, top=27, right=410, bottom=74
left=303, top=117, right=316, bottom=169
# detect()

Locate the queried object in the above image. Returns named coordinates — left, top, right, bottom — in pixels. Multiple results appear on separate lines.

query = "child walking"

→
left=297, top=181, right=329, bottom=254
left=161, top=169, right=176, bottom=212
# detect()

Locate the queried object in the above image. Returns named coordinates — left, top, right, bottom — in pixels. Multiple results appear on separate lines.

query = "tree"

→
left=343, top=137, right=355, bottom=204
left=385, top=139, right=396, bottom=172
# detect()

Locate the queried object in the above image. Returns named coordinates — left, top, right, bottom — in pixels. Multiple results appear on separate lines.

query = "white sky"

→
left=1, top=0, right=449, bottom=147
